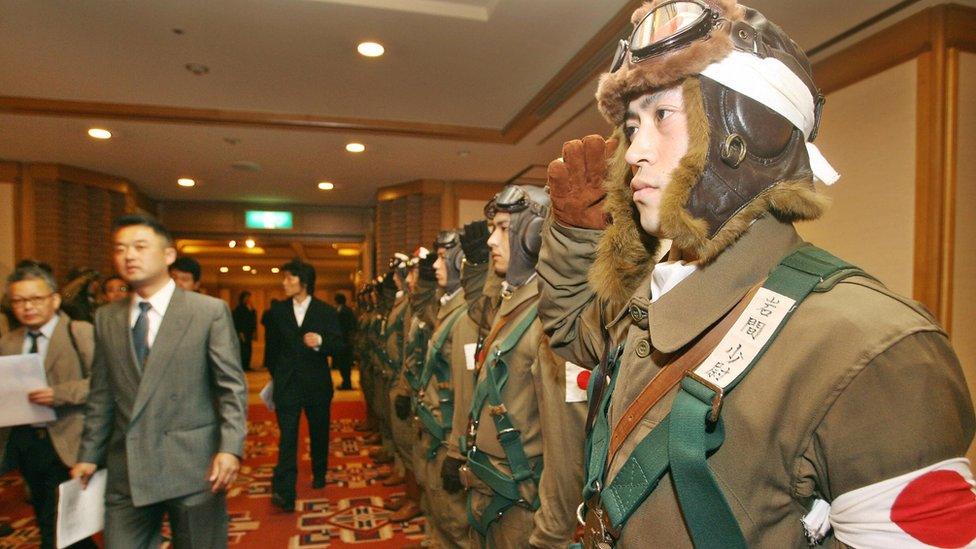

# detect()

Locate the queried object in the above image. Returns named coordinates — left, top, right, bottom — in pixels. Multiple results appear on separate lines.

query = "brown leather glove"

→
left=547, top=134, right=618, bottom=230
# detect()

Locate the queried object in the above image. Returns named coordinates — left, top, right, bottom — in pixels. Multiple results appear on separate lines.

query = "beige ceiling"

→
left=0, top=0, right=954, bottom=207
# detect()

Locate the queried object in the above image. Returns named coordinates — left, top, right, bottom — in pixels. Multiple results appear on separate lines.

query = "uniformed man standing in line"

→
left=378, top=252, right=425, bottom=517
left=460, top=185, right=570, bottom=548
left=538, top=1, right=975, bottom=547
left=440, top=219, right=495, bottom=538
left=414, top=230, right=476, bottom=548
left=393, top=247, right=438, bottom=524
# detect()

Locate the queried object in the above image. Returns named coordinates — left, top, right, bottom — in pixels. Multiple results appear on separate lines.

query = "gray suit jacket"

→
left=0, top=312, right=93, bottom=467
left=78, top=288, right=248, bottom=506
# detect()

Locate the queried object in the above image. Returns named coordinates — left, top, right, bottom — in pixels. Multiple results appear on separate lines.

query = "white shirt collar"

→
left=650, top=261, right=698, bottom=302
left=133, top=278, right=177, bottom=317
left=34, top=314, right=60, bottom=339
left=293, top=295, right=311, bottom=309
left=440, top=287, right=462, bottom=306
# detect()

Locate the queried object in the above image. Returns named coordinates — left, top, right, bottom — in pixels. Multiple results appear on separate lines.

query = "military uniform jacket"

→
left=420, top=289, right=467, bottom=425
left=383, top=294, right=410, bottom=379
left=471, top=280, right=543, bottom=478
left=537, top=214, right=975, bottom=547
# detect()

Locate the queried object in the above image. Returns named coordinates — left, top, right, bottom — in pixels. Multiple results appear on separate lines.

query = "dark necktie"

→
left=132, top=302, right=152, bottom=369
left=27, top=331, right=41, bottom=354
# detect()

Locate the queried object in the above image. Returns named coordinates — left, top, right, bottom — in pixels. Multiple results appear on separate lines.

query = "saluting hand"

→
left=208, top=452, right=240, bottom=493
left=303, top=332, right=323, bottom=349
left=547, top=134, right=618, bottom=230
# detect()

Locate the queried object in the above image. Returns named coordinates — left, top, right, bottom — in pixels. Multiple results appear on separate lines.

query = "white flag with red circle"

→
left=565, top=361, right=590, bottom=403
left=827, top=457, right=976, bottom=548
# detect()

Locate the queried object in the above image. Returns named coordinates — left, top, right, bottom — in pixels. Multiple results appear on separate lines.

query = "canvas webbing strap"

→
left=415, top=305, right=468, bottom=458
left=462, top=302, right=541, bottom=535
left=580, top=245, right=864, bottom=548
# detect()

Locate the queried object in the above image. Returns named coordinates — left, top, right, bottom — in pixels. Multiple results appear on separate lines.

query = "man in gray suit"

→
left=71, top=215, right=248, bottom=549
left=1, top=263, right=96, bottom=549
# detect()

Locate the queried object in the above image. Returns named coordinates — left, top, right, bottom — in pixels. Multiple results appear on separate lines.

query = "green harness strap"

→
left=379, top=306, right=407, bottom=375
left=581, top=245, right=866, bottom=548
left=415, top=305, right=468, bottom=459
left=463, top=303, right=541, bottom=537
left=404, top=322, right=431, bottom=393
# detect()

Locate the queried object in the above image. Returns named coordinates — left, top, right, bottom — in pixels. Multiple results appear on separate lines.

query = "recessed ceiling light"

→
left=271, top=267, right=280, bottom=274
left=245, top=238, right=256, bottom=248
left=345, top=142, right=366, bottom=153
left=88, top=128, right=112, bottom=140
left=219, top=266, right=229, bottom=273
left=357, top=41, right=385, bottom=57
left=317, top=181, right=335, bottom=190
left=228, top=240, right=237, bottom=248
left=242, top=265, right=251, bottom=272
left=177, top=178, right=195, bottom=187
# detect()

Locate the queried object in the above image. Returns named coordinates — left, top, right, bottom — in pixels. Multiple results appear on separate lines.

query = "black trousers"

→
left=334, top=347, right=354, bottom=388
left=239, top=335, right=253, bottom=370
left=7, top=427, right=97, bottom=549
left=272, top=400, right=332, bottom=501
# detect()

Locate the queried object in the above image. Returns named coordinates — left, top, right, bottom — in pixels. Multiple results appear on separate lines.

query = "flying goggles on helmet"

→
left=610, top=0, right=724, bottom=71
left=494, top=185, right=548, bottom=217
left=435, top=230, right=460, bottom=249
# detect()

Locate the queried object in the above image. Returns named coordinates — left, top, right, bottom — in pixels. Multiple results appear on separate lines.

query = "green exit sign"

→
left=245, top=210, right=294, bottom=230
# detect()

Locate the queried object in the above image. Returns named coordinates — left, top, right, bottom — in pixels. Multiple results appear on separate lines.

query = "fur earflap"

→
left=588, top=127, right=660, bottom=307
left=597, top=0, right=744, bottom=126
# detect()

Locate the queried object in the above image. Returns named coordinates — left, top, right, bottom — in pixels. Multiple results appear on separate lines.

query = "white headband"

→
left=700, top=50, right=840, bottom=185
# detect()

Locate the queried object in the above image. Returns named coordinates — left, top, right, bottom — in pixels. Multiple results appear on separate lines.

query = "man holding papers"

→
left=71, top=214, right=248, bottom=549
left=0, top=263, right=96, bottom=549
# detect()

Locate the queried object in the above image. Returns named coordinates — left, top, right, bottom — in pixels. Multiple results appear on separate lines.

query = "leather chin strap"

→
left=505, top=208, right=544, bottom=287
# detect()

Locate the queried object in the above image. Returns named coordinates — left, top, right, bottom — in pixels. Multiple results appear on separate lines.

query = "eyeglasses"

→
left=610, top=0, right=723, bottom=73
left=10, top=294, right=54, bottom=308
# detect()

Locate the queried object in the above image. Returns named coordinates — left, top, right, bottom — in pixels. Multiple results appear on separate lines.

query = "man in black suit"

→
left=333, top=293, right=356, bottom=390
left=264, top=259, right=343, bottom=511
left=232, top=292, right=257, bottom=371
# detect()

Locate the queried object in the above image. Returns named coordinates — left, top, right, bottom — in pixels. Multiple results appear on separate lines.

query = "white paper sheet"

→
left=0, top=354, right=57, bottom=427
left=260, top=381, right=275, bottom=411
left=56, top=469, right=106, bottom=548
left=463, top=343, right=477, bottom=371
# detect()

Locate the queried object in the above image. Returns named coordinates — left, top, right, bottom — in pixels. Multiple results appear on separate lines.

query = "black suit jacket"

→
left=265, top=297, right=342, bottom=406
left=336, top=304, right=357, bottom=345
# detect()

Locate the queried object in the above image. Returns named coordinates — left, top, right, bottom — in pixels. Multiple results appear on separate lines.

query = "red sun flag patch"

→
left=890, top=469, right=976, bottom=548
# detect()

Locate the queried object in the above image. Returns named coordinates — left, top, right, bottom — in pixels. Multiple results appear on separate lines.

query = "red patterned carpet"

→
left=0, top=370, right=426, bottom=548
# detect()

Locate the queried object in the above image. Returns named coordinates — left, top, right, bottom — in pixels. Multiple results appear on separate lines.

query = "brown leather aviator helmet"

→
left=594, top=0, right=832, bottom=274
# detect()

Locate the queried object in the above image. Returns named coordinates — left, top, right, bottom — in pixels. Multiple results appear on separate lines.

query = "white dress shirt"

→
left=129, top=278, right=177, bottom=348
left=650, top=261, right=698, bottom=302
left=22, top=314, right=60, bottom=358
left=292, top=295, right=312, bottom=326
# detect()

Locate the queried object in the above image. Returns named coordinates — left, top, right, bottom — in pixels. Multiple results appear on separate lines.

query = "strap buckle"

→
left=582, top=493, right=618, bottom=549
left=684, top=371, right=724, bottom=423
left=496, top=426, right=520, bottom=442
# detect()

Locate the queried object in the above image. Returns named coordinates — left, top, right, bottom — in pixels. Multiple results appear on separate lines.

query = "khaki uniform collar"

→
left=497, top=277, right=540, bottom=317
left=437, top=289, right=466, bottom=322
left=645, top=215, right=802, bottom=353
